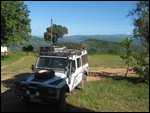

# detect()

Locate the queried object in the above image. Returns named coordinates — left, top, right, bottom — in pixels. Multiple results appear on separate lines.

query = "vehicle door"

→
left=69, top=57, right=83, bottom=90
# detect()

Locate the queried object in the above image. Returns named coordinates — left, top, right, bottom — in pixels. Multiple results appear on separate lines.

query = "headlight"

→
left=26, top=90, right=30, bottom=94
left=35, top=91, right=40, bottom=96
left=48, top=88, right=55, bottom=94
left=20, top=83, right=27, bottom=90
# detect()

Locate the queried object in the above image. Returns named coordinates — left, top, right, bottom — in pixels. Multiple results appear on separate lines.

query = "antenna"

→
left=51, top=18, right=53, bottom=47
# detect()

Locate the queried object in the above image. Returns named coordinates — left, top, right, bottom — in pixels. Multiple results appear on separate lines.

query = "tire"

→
left=58, top=88, right=66, bottom=112
left=22, top=96, right=30, bottom=105
left=81, top=75, right=86, bottom=90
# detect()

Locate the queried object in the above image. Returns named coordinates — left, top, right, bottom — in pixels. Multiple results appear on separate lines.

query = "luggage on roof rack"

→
left=39, top=46, right=83, bottom=56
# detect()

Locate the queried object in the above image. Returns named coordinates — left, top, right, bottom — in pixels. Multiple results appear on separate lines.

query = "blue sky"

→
left=25, top=1, right=138, bottom=37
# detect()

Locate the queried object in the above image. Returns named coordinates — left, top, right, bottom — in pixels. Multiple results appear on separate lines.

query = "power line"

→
left=32, top=19, right=51, bottom=35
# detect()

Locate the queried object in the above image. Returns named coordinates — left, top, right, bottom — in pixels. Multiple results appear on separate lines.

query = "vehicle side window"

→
left=77, top=58, right=81, bottom=68
left=71, top=60, right=76, bottom=73
left=82, top=54, right=88, bottom=65
left=72, top=60, right=76, bottom=69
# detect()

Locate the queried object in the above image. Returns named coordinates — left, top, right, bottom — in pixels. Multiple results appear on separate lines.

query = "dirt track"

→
left=1, top=56, right=32, bottom=70
left=89, top=67, right=136, bottom=77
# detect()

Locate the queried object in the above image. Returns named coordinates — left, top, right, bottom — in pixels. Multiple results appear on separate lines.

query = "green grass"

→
left=1, top=52, right=37, bottom=77
left=1, top=52, right=28, bottom=67
left=67, top=78, right=149, bottom=112
left=1, top=56, right=36, bottom=77
left=1, top=51, right=38, bottom=67
left=88, top=54, right=125, bottom=68
left=1, top=52, right=125, bottom=68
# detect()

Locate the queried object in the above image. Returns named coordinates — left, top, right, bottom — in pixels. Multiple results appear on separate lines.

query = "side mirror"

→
left=31, top=65, right=34, bottom=71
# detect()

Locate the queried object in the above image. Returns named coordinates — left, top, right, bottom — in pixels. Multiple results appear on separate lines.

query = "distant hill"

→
left=58, top=34, right=132, bottom=42
left=80, top=39, right=124, bottom=55
left=10, top=36, right=50, bottom=51
left=58, top=34, right=141, bottom=45
left=10, top=34, right=141, bottom=51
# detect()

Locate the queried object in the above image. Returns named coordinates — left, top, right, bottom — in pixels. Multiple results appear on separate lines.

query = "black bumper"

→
left=15, top=83, right=60, bottom=101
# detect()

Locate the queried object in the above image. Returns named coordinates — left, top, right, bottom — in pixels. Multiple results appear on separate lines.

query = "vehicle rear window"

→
left=82, top=54, right=88, bottom=65
left=77, top=58, right=81, bottom=68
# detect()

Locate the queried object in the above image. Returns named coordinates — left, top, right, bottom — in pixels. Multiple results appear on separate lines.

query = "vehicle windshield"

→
left=36, top=57, right=68, bottom=70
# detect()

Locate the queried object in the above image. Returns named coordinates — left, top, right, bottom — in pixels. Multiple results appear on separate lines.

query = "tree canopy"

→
left=22, top=44, right=34, bottom=54
left=1, top=1, right=31, bottom=46
left=128, top=1, right=149, bottom=82
left=128, top=1, right=149, bottom=43
left=44, top=24, right=68, bottom=45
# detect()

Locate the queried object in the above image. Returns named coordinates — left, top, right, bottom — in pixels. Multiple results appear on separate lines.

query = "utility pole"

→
left=51, top=18, right=53, bottom=47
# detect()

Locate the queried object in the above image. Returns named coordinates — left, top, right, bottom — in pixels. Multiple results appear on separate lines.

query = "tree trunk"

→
left=125, top=65, right=129, bottom=77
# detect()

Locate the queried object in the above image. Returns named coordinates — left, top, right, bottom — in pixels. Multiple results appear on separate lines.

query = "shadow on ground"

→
left=1, top=73, right=94, bottom=112
left=89, top=71, right=145, bottom=84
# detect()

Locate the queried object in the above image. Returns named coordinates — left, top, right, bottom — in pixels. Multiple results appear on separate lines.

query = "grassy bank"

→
left=88, top=54, right=125, bottom=68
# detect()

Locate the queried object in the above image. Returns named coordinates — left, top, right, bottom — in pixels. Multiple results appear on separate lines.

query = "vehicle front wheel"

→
left=58, top=89, right=66, bottom=112
left=21, top=96, right=31, bottom=105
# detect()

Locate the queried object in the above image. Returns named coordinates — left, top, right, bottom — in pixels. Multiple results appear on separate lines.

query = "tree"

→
left=120, top=37, right=134, bottom=77
left=1, top=1, right=31, bottom=46
left=128, top=1, right=149, bottom=81
left=132, top=50, right=149, bottom=81
left=44, top=24, right=68, bottom=45
left=128, top=1, right=149, bottom=44
left=22, top=45, right=34, bottom=54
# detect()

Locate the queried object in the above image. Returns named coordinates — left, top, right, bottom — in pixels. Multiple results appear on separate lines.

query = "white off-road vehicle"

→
left=15, top=46, right=89, bottom=111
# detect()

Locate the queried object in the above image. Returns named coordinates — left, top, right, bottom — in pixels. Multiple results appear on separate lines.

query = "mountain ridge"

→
left=10, top=34, right=140, bottom=51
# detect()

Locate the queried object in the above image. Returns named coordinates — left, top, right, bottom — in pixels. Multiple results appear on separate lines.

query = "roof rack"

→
left=39, top=46, right=83, bottom=57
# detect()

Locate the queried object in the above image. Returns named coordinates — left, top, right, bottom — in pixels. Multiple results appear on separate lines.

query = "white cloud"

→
left=65, top=33, right=76, bottom=36
left=126, top=31, right=133, bottom=35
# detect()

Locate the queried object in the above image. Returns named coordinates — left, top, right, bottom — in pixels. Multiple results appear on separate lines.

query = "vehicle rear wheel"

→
left=81, top=75, right=86, bottom=90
